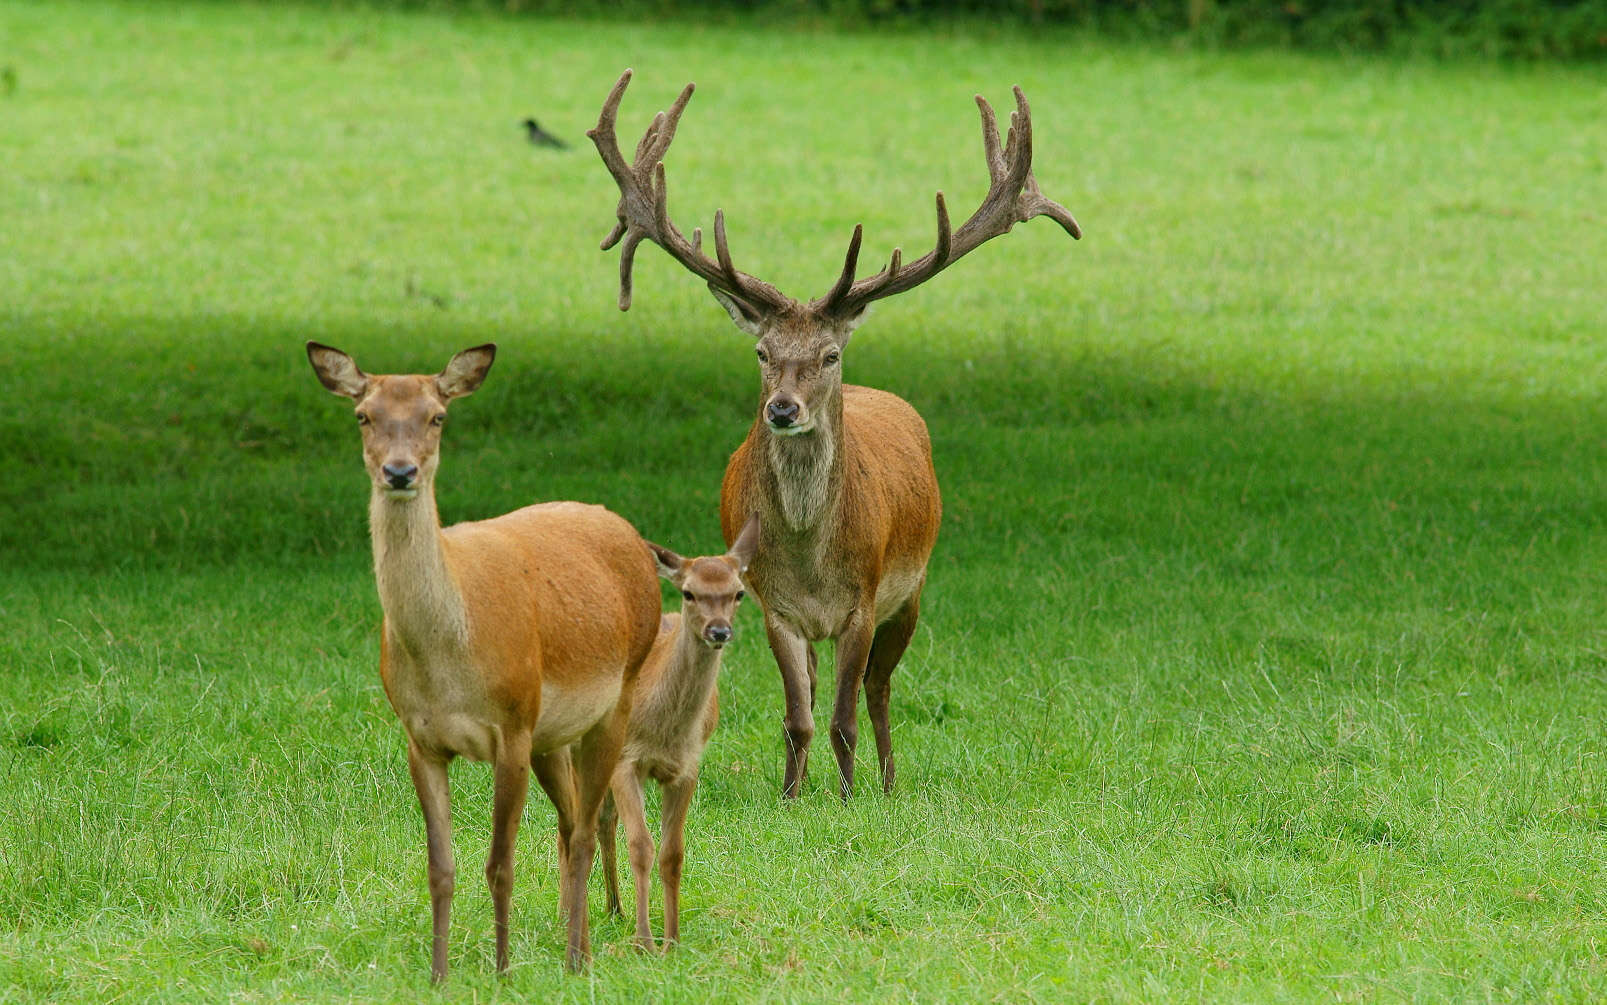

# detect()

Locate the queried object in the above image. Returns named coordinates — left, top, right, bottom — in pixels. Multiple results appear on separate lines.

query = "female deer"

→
left=306, top=342, right=659, bottom=976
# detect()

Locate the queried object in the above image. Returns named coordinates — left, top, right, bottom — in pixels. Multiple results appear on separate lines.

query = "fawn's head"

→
left=646, top=515, right=761, bottom=649
left=589, top=70, right=1080, bottom=440
left=306, top=342, right=496, bottom=500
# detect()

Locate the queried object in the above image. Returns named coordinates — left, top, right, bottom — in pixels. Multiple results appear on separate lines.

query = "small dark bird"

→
left=522, top=118, right=567, bottom=150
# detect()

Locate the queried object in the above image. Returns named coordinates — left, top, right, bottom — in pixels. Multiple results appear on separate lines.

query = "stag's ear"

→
left=708, top=285, right=767, bottom=337
left=728, top=513, right=761, bottom=573
left=834, top=304, right=869, bottom=346
left=436, top=344, right=496, bottom=399
left=646, top=541, right=684, bottom=580
left=306, top=342, right=369, bottom=399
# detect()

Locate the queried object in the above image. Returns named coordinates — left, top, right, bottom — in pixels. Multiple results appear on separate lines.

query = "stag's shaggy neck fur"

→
left=762, top=392, right=844, bottom=532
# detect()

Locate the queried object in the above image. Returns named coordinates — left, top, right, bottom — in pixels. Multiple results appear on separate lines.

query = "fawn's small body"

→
left=594, top=519, right=759, bottom=948
left=307, top=343, right=660, bottom=976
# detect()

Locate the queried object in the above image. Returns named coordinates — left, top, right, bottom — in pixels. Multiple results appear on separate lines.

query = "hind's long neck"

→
left=369, top=487, right=468, bottom=657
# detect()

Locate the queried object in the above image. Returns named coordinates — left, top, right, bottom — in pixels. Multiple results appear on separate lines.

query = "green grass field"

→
left=4, top=1, right=1607, bottom=999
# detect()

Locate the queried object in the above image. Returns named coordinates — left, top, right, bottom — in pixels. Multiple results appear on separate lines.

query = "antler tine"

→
left=713, top=209, right=743, bottom=292
left=617, top=231, right=643, bottom=311
left=589, top=69, right=794, bottom=317
left=822, top=224, right=864, bottom=308
left=588, top=69, right=635, bottom=184
left=1002, top=86, right=1033, bottom=195
left=811, top=86, right=1081, bottom=319
left=976, top=95, right=1006, bottom=179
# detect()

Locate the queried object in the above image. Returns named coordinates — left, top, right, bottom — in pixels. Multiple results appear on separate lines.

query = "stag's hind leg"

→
left=865, top=591, right=921, bottom=795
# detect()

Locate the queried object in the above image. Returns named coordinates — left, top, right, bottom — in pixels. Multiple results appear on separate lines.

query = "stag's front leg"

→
left=488, top=731, right=533, bottom=974
left=406, top=743, right=456, bottom=982
left=829, top=614, right=877, bottom=801
left=765, top=617, right=815, bottom=799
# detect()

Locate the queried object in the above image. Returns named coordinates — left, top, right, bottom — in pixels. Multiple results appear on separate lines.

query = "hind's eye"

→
left=736, top=590, right=745, bottom=602
left=682, top=590, right=694, bottom=602
left=431, top=414, right=446, bottom=426
left=356, top=413, right=371, bottom=426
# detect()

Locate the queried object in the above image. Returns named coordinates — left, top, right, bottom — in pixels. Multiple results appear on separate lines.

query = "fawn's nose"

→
left=704, top=623, right=733, bottom=646
left=766, top=398, right=800, bottom=427
left=382, top=462, right=418, bottom=489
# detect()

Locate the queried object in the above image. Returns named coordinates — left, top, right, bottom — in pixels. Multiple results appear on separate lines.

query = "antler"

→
left=588, top=69, right=795, bottom=319
left=810, top=87, right=1081, bottom=320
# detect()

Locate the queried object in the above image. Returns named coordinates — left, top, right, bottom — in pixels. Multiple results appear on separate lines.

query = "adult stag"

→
left=589, top=70, right=1080, bottom=798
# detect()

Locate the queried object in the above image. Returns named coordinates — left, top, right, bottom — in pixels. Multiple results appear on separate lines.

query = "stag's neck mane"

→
left=369, top=487, right=470, bottom=655
left=760, top=392, right=844, bottom=532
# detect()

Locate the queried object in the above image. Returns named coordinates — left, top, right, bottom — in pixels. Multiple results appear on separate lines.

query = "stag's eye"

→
left=682, top=590, right=695, bottom=602
left=755, top=347, right=769, bottom=364
left=431, top=414, right=446, bottom=427
left=823, top=350, right=841, bottom=366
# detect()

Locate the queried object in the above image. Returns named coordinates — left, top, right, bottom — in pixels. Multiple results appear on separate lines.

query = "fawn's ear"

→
left=436, top=344, right=496, bottom=399
left=728, top=513, right=761, bottom=573
left=646, top=540, right=684, bottom=581
left=306, top=342, right=369, bottom=399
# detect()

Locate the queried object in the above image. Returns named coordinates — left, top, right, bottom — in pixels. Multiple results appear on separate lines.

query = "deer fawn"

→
left=305, top=343, right=660, bottom=976
left=588, top=515, right=760, bottom=949
left=589, top=70, right=1080, bottom=798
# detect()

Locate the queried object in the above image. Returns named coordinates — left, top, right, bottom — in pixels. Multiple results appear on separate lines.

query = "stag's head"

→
left=306, top=343, right=495, bottom=500
left=588, top=69, right=1081, bottom=438
left=646, top=515, right=760, bottom=649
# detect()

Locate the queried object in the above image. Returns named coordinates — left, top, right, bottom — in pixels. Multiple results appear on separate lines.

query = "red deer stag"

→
left=306, top=343, right=660, bottom=975
left=589, top=70, right=1080, bottom=798
left=592, top=515, right=760, bottom=949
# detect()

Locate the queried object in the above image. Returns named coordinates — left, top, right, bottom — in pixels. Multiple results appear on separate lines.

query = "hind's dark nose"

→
left=705, top=624, right=733, bottom=645
left=382, top=462, right=418, bottom=489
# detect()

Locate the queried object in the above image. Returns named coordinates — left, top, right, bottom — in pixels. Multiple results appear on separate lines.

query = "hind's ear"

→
left=646, top=540, right=684, bottom=581
left=436, top=344, right=496, bottom=399
left=306, top=342, right=369, bottom=399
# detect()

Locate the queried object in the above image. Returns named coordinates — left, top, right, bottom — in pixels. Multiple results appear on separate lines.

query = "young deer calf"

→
left=593, top=517, right=760, bottom=949
left=306, top=343, right=660, bottom=976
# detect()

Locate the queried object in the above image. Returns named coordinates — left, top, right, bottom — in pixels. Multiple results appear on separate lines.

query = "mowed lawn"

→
left=3, top=1, right=1607, bottom=999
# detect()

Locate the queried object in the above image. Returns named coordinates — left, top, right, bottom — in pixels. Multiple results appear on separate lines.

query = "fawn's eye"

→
left=431, top=414, right=446, bottom=426
left=682, top=590, right=694, bottom=602
left=823, top=350, right=840, bottom=366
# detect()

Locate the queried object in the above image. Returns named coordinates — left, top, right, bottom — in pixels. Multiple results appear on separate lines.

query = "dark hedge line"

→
left=348, top=0, right=1607, bottom=59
